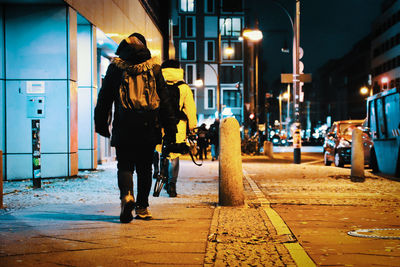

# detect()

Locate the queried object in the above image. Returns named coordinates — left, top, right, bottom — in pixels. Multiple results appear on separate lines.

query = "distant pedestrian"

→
left=208, top=118, right=220, bottom=161
left=160, top=59, right=197, bottom=197
left=94, top=33, right=177, bottom=223
left=197, top=123, right=208, bottom=160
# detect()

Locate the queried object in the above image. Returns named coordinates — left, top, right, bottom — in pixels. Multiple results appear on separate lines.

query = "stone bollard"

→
left=0, top=150, right=3, bottom=209
left=351, top=128, right=365, bottom=180
left=219, top=118, right=244, bottom=206
left=263, top=141, right=274, bottom=159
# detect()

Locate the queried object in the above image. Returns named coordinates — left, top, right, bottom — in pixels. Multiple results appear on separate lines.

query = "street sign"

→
left=281, top=73, right=312, bottom=83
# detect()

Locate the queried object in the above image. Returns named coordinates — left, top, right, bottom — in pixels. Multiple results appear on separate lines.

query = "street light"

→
left=381, top=76, right=389, bottom=91
left=243, top=29, right=263, bottom=41
left=242, top=27, right=263, bottom=133
left=360, top=86, right=372, bottom=97
left=279, top=91, right=289, bottom=135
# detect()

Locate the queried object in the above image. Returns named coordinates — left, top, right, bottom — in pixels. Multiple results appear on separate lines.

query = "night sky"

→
left=246, top=0, right=384, bottom=88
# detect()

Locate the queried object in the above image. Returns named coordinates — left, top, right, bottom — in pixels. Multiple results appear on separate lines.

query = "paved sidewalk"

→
left=1, top=160, right=219, bottom=266
left=0, top=157, right=306, bottom=266
left=1, top=154, right=399, bottom=266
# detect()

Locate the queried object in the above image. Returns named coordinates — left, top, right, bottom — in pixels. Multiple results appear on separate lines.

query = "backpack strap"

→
left=172, top=81, right=188, bottom=121
left=174, top=81, right=186, bottom=87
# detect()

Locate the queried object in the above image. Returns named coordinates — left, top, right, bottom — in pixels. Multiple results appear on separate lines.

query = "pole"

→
left=286, top=84, right=290, bottom=134
left=217, top=31, right=222, bottom=118
left=293, top=0, right=301, bottom=164
left=219, top=118, right=244, bottom=206
left=279, top=94, right=282, bottom=133
left=255, top=42, right=259, bottom=128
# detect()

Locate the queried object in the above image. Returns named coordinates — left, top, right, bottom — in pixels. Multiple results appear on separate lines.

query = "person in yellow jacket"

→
left=159, top=59, right=197, bottom=197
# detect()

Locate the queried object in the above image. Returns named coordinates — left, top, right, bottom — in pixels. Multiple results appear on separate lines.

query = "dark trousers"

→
left=116, top=144, right=155, bottom=208
left=198, top=141, right=208, bottom=160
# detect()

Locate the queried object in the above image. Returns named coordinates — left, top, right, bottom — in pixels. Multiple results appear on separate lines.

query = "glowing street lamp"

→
left=243, top=29, right=263, bottom=41
left=224, top=46, right=234, bottom=57
left=194, top=79, right=203, bottom=88
left=381, top=76, right=389, bottom=91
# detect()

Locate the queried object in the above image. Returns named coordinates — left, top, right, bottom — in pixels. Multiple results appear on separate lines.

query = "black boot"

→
left=120, top=191, right=135, bottom=223
left=167, top=183, right=177, bottom=197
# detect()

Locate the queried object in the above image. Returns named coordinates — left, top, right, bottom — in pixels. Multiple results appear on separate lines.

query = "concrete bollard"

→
left=0, top=150, right=3, bottom=209
left=263, top=141, right=274, bottom=159
left=219, top=118, right=244, bottom=206
left=351, top=128, right=365, bottom=180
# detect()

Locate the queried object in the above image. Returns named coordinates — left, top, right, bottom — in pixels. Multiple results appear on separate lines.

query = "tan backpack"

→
left=115, top=58, right=160, bottom=111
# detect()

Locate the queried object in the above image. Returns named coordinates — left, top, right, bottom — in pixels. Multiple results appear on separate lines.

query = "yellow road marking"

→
left=243, top=170, right=316, bottom=267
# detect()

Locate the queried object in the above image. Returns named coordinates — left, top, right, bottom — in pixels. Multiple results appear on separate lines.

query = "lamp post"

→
left=270, top=0, right=302, bottom=163
left=242, top=28, right=263, bottom=132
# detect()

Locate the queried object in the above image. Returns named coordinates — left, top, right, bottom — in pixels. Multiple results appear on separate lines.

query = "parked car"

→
left=323, top=120, right=374, bottom=167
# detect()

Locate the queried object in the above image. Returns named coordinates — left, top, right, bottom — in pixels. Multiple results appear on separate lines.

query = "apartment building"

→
left=371, top=0, right=400, bottom=91
left=171, top=0, right=245, bottom=125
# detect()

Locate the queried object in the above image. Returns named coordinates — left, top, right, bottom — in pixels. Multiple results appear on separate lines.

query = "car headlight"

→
left=338, top=139, right=350, bottom=148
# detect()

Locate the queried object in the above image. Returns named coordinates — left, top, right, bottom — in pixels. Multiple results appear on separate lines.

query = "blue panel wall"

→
left=0, top=5, right=4, bottom=80
left=4, top=4, right=78, bottom=179
left=0, top=81, right=4, bottom=154
left=77, top=24, right=96, bottom=169
left=5, top=5, right=68, bottom=80
left=0, top=6, right=4, bottom=155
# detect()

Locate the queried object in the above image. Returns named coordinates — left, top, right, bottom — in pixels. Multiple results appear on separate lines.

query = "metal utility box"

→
left=367, top=87, right=400, bottom=177
left=27, top=96, right=45, bottom=118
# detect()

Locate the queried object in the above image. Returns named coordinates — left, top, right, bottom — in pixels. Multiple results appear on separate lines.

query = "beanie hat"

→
left=129, top=32, right=147, bottom=47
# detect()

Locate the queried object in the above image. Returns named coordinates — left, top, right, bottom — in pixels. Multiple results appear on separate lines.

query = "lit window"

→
left=180, top=0, right=195, bottom=12
left=220, top=17, right=241, bottom=36
left=222, top=41, right=242, bottom=60
left=180, top=41, right=196, bottom=61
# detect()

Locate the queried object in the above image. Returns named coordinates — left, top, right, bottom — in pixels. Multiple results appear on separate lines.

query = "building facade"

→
left=371, top=0, right=400, bottom=91
left=171, top=0, right=245, bottom=126
left=0, top=0, right=168, bottom=180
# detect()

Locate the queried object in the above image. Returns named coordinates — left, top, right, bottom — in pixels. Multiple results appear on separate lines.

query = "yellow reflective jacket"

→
left=160, top=67, right=197, bottom=158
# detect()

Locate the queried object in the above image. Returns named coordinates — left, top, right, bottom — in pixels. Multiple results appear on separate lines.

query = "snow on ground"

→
left=1, top=159, right=219, bottom=213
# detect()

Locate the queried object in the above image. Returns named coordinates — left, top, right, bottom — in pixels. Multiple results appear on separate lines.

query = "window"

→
left=180, top=41, right=196, bottom=61
left=205, top=0, right=214, bottom=13
left=223, top=89, right=241, bottom=108
left=180, top=0, right=195, bottom=12
left=221, top=0, right=243, bottom=12
left=185, top=64, right=196, bottom=84
left=222, top=41, right=242, bottom=60
left=186, top=16, right=196, bottom=37
left=204, top=16, right=218, bottom=37
left=205, top=40, right=215, bottom=61
left=205, top=88, right=215, bottom=109
left=173, top=17, right=180, bottom=37
left=220, top=65, right=242, bottom=83
left=220, top=17, right=242, bottom=36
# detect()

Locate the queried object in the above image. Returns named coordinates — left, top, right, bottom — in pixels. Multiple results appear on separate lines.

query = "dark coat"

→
left=94, top=40, right=177, bottom=147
